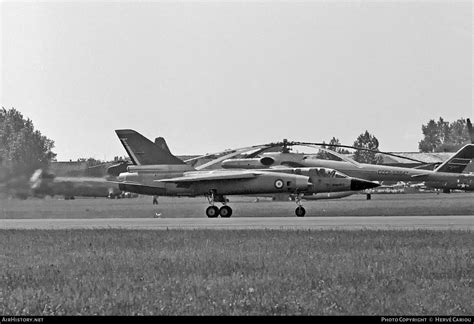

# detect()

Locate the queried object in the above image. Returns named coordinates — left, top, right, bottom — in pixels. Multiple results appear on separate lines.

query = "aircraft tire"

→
left=206, top=206, right=219, bottom=218
left=295, top=206, right=306, bottom=217
left=219, top=206, right=232, bottom=218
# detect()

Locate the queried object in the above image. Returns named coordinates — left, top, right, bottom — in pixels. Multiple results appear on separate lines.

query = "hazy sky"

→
left=1, top=0, right=472, bottom=161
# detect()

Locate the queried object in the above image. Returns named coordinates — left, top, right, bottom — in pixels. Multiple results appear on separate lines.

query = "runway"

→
left=0, top=216, right=473, bottom=230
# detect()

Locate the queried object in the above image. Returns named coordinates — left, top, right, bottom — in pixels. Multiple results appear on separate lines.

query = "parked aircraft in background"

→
left=112, top=129, right=379, bottom=217
left=221, top=142, right=474, bottom=193
left=271, top=191, right=355, bottom=201
left=300, top=191, right=355, bottom=200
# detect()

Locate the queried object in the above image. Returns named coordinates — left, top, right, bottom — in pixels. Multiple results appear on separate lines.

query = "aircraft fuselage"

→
left=117, top=166, right=378, bottom=197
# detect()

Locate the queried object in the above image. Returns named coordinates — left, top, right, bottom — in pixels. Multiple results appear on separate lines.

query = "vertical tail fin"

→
left=434, top=144, right=474, bottom=173
left=115, top=129, right=186, bottom=165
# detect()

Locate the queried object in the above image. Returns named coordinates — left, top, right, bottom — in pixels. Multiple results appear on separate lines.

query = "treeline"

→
left=76, top=156, right=129, bottom=167
left=310, top=117, right=471, bottom=164
left=418, top=117, right=471, bottom=153
left=0, top=107, right=56, bottom=183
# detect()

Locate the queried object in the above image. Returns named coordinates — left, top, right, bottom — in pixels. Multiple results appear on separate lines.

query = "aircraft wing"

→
left=156, top=171, right=260, bottom=184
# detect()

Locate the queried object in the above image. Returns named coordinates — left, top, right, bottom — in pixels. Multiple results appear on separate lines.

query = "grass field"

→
left=1, top=192, right=473, bottom=219
left=0, top=229, right=472, bottom=315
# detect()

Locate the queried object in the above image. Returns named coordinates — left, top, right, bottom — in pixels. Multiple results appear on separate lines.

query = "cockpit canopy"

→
left=292, top=167, right=348, bottom=178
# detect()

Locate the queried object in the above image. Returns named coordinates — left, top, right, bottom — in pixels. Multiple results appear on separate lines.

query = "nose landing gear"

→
left=294, top=194, right=306, bottom=217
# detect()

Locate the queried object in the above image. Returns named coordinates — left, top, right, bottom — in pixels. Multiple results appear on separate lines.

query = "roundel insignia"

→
left=274, top=179, right=284, bottom=189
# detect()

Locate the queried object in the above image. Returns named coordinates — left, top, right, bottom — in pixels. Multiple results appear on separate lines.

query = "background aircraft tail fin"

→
left=115, top=129, right=186, bottom=165
left=467, top=118, right=473, bottom=144
left=434, top=144, right=474, bottom=173
left=154, top=137, right=173, bottom=155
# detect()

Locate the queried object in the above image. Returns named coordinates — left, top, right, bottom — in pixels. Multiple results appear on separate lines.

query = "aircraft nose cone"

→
left=350, top=179, right=380, bottom=191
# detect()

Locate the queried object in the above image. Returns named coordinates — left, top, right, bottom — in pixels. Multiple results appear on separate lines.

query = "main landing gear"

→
left=294, top=194, right=306, bottom=217
left=204, top=190, right=306, bottom=218
left=205, top=191, right=232, bottom=218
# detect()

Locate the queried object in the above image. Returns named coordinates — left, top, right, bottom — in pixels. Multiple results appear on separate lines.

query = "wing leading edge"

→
left=156, top=171, right=260, bottom=184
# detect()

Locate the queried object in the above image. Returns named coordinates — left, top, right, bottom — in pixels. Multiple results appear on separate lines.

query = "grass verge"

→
left=0, top=229, right=472, bottom=315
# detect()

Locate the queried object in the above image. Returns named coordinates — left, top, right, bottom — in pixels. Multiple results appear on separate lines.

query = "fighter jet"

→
left=221, top=143, right=474, bottom=192
left=112, top=129, right=380, bottom=217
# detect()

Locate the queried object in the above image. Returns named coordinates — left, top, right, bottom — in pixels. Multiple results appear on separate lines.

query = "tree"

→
left=315, top=137, right=350, bottom=160
left=316, top=137, right=351, bottom=160
left=418, top=117, right=471, bottom=152
left=0, top=107, right=56, bottom=182
left=352, top=131, right=383, bottom=164
left=327, top=137, right=351, bottom=155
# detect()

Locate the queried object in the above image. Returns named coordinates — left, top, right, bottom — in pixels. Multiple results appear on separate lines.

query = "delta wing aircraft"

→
left=221, top=142, right=474, bottom=192
left=112, top=129, right=379, bottom=217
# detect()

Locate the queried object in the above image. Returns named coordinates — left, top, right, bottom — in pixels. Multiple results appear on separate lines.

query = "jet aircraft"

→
left=221, top=142, right=474, bottom=192
left=112, top=129, right=380, bottom=217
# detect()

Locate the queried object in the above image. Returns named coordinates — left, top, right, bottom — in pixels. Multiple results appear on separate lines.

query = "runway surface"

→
left=0, top=216, right=473, bottom=230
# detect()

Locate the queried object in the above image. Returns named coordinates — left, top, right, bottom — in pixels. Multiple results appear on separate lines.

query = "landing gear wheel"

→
left=219, top=206, right=233, bottom=218
left=295, top=206, right=306, bottom=217
left=206, top=206, right=219, bottom=218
